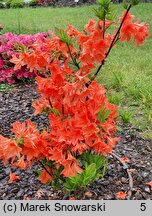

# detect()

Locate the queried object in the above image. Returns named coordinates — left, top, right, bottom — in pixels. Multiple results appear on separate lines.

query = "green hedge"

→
left=6, top=0, right=24, bottom=8
left=0, top=2, right=5, bottom=8
left=29, top=0, right=37, bottom=6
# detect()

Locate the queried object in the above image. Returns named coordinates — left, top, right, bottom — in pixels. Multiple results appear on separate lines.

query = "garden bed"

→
left=0, top=83, right=151, bottom=200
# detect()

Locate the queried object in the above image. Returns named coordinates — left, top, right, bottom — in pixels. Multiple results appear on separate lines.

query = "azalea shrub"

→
left=0, top=0, right=149, bottom=196
left=0, top=32, right=47, bottom=83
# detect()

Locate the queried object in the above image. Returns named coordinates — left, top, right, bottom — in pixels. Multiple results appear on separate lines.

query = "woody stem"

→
left=102, top=15, right=106, bottom=39
left=67, top=44, right=80, bottom=69
left=38, top=160, right=53, bottom=177
left=86, top=4, right=132, bottom=88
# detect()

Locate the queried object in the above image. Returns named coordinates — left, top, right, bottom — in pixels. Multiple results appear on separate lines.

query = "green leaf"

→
left=100, top=158, right=108, bottom=178
left=20, top=44, right=26, bottom=52
left=55, top=27, right=72, bottom=46
left=14, top=42, right=18, bottom=51
left=64, top=174, right=83, bottom=191
left=82, top=163, right=97, bottom=185
left=42, top=107, right=50, bottom=114
left=106, top=12, right=117, bottom=21
left=64, top=153, right=108, bottom=192
left=92, top=7, right=105, bottom=20
left=108, top=5, right=117, bottom=12
left=51, top=108, right=60, bottom=116
left=97, top=105, right=111, bottom=123
left=94, top=0, right=117, bottom=21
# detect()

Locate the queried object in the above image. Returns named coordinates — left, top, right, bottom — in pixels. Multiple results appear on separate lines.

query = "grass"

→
left=0, top=6, right=97, bottom=34
left=0, top=3, right=152, bottom=137
left=98, top=4, right=152, bottom=136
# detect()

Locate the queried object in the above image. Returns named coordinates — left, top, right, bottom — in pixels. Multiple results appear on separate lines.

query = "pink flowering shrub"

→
left=0, top=32, right=47, bottom=84
left=36, top=0, right=55, bottom=6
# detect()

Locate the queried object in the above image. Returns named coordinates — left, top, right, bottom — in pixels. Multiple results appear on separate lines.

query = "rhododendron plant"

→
left=0, top=0, right=149, bottom=195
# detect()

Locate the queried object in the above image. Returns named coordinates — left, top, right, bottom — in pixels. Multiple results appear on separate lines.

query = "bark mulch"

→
left=0, top=83, right=151, bottom=200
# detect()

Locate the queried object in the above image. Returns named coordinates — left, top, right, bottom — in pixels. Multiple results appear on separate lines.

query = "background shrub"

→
left=10, top=0, right=24, bottom=8
left=5, top=0, right=12, bottom=8
left=29, top=0, right=37, bottom=6
left=0, top=2, right=5, bottom=8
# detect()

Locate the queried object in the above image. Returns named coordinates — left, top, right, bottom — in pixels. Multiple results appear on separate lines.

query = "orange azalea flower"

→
left=8, top=171, right=20, bottom=183
left=12, top=156, right=27, bottom=170
left=67, top=24, right=79, bottom=37
left=119, top=11, right=149, bottom=46
left=49, top=148, right=64, bottom=163
left=32, top=97, right=50, bottom=115
left=120, top=157, right=130, bottom=163
left=0, top=135, right=9, bottom=162
left=10, top=54, right=25, bottom=71
left=93, top=141, right=112, bottom=156
left=107, top=137, right=120, bottom=148
left=98, top=19, right=114, bottom=30
left=11, top=121, right=26, bottom=138
left=84, top=19, right=96, bottom=33
left=133, top=20, right=149, bottom=46
left=39, top=169, right=52, bottom=184
left=22, top=146, right=39, bottom=162
left=145, top=181, right=152, bottom=190
left=4, top=141, right=22, bottom=164
left=116, top=191, right=127, bottom=200
left=61, top=153, right=82, bottom=177
left=69, top=197, right=75, bottom=200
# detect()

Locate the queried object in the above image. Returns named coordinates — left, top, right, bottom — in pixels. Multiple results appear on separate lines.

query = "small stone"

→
left=101, top=181, right=109, bottom=186
left=118, top=165, right=123, bottom=172
left=1, top=179, right=7, bottom=184
left=141, top=172, right=149, bottom=178
left=85, top=191, right=93, bottom=198
left=121, top=177, right=127, bottom=183
left=115, top=181, right=122, bottom=186
left=5, top=167, right=11, bottom=175
left=105, top=194, right=115, bottom=199
left=144, top=186, right=151, bottom=194
left=17, top=190, right=24, bottom=198
left=0, top=174, right=4, bottom=181
left=135, top=193, right=142, bottom=199
left=10, top=188, right=19, bottom=194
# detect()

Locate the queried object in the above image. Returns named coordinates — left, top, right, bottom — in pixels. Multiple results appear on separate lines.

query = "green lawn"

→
left=0, top=6, right=97, bottom=34
left=0, top=3, right=152, bottom=137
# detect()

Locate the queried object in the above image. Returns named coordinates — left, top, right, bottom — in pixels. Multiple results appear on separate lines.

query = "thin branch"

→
left=62, top=104, right=65, bottom=116
left=38, top=160, right=53, bottom=177
left=102, top=16, right=106, bottom=39
left=86, top=4, right=132, bottom=87
left=48, top=98, right=53, bottom=108
left=67, top=44, right=80, bottom=70
left=106, top=4, right=132, bottom=58
left=110, top=152, right=133, bottom=200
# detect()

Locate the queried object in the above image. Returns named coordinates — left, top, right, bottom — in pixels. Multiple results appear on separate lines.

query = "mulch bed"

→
left=0, top=83, right=151, bottom=200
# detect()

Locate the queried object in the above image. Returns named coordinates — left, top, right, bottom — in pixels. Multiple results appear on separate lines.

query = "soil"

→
left=0, top=83, right=151, bottom=200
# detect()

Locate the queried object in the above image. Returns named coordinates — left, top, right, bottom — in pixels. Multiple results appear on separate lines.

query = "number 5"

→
left=140, top=203, right=146, bottom=211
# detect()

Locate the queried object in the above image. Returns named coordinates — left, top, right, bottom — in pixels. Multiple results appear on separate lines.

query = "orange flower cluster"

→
left=0, top=11, right=149, bottom=184
left=120, top=11, right=149, bottom=46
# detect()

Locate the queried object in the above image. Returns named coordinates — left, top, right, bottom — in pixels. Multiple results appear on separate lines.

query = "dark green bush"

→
left=10, top=0, right=24, bottom=8
left=0, top=2, right=5, bottom=7
left=5, top=0, right=12, bottom=8
left=29, top=0, right=37, bottom=6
